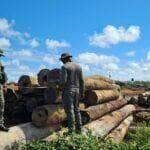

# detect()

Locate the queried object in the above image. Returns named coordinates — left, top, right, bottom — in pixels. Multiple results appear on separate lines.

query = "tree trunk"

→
left=0, top=122, right=60, bottom=150
left=84, top=90, right=120, bottom=106
left=18, top=75, right=38, bottom=87
left=82, top=105, right=135, bottom=137
left=32, top=103, right=86, bottom=127
left=107, top=115, right=133, bottom=142
left=81, top=97, right=127, bottom=124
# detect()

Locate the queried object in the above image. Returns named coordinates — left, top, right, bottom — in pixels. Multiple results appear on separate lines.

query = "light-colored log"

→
left=84, top=78, right=116, bottom=90
left=32, top=103, right=86, bottom=127
left=85, top=90, right=120, bottom=105
left=81, top=97, right=127, bottom=124
left=82, top=105, right=135, bottom=137
left=85, top=75, right=113, bottom=84
left=107, top=115, right=133, bottom=142
left=0, top=122, right=60, bottom=150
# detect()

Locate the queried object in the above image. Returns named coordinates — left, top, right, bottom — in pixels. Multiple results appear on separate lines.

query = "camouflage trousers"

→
left=0, top=84, right=4, bottom=126
left=62, top=88, right=82, bottom=131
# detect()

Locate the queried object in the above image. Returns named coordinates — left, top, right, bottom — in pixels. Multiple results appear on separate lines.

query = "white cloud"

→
left=0, top=37, right=11, bottom=49
left=125, top=51, right=135, bottom=57
left=43, top=55, right=56, bottom=65
left=30, top=38, right=40, bottom=48
left=0, top=18, right=20, bottom=37
left=147, top=51, right=150, bottom=61
left=89, top=25, right=140, bottom=48
left=45, top=38, right=70, bottom=50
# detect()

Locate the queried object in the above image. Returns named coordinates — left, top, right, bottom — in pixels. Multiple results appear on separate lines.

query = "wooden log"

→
left=37, top=69, right=50, bottom=86
left=82, top=105, right=135, bottom=137
left=81, top=97, right=127, bottom=124
left=18, top=75, right=38, bottom=87
left=134, top=111, right=150, bottom=122
left=85, top=75, right=113, bottom=84
left=129, top=126, right=150, bottom=132
left=32, top=103, right=86, bottom=127
left=84, top=78, right=117, bottom=90
left=84, top=90, right=120, bottom=106
left=0, top=122, right=60, bottom=150
left=107, top=115, right=133, bottom=142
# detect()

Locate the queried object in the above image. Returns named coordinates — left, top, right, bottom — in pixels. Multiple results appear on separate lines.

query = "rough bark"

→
left=32, top=103, right=86, bottom=127
left=81, top=97, right=127, bottom=124
left=107, top=115, right=133, bottom=142
left=0, top=122, right=60, bottom=150
left=84, top=78, right=118, bottom=90
left=18, top=75, right=38, bottom=87
left=82, top=104, right=135, bottom=137
left=84, top=75, right=113, bottom=84
left=84, top=90, right=120, bottom=106
left=37, top=69, right=50, bottom=86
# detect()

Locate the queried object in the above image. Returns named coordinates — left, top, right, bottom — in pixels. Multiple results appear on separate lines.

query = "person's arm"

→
left=79, top=69, right=84, bottom=97
left=61, top=66, right=67, bottom=87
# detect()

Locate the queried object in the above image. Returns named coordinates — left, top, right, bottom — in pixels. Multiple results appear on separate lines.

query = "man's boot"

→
left=0, top=125, right=9, bottom=132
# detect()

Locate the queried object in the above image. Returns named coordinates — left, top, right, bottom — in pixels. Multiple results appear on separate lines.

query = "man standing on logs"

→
left=60, top=53, right=84, bottom=132
left=0, top=49, right=9, bottom=131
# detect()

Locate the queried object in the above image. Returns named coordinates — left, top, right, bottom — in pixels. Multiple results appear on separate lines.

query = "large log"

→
left=84, top=90, right=120, bottom=106
left=32, top=103, right=86, bottom=127
left=18, top=75, right=38, bottom=87
left=82, top=105, right=135, bottom=137
left=0, top=122, right=60, bottom=150
left=37, top=69, right=50, bottom=86
left=81, top=97, right=127, bottom=124
left=107, top=115, right=133, bottom=142
left=85, top=75, right=113, bottom=84
left=84, top=78, right=117, bottom=90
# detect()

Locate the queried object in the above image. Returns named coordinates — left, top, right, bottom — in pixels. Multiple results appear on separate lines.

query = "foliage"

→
left=18, top=123, right=150, bottom=150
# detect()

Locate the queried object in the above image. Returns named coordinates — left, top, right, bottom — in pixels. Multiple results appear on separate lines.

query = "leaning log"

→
left=81, top=97, right=127, bottom=124
left=84, top=78, right=116, bottom=90
left=84, top=89, right=120, bottom=106
left=37, top=69, right=50, bottom=86
left=32, top=103, right=86, bottom=127
left=0, top=122, right=60, bottom=150
left=18, top=75, right=38, bottom=87
left=107, top=115, right=133, bottom=142
left=82, top=104, right=135, bottom=137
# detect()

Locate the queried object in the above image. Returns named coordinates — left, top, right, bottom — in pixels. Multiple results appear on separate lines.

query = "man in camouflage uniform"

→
left=60, top=53, right=84, bottom=132
left=0, top=49, right=9, bottom=131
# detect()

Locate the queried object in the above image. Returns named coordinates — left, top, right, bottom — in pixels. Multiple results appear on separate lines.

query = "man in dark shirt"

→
left=60, top=53, right=84, bottom=132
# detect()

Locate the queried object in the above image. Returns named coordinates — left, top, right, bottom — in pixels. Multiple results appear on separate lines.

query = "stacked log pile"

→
left=4, top=68, right=62, bottom=125
left=1, top=74, right=138, bottom=149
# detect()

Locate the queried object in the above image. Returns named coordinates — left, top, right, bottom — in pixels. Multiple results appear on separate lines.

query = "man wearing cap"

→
left=60, top=53, right=84, bottom=132
left=0, top=49, right=9, bottom=131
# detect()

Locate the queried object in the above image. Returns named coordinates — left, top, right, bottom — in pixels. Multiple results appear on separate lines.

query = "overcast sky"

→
left=0, top=0, right=150, bottom=81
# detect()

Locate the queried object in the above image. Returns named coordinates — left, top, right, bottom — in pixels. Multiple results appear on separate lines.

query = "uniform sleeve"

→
left=79, top=68, right=84, bottom=95
left=61, top=66, right=67, bottom=87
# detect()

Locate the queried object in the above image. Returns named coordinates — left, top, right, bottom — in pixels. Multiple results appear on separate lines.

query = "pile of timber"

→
left=32, top=75, right=135, bottom=142
left=0, top=75, right=139, bottom=149
left=4, top=69, right=62, bottom=126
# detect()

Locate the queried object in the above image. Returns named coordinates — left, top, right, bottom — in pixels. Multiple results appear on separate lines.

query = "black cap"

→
left=59, top=53, right=72, bottom=60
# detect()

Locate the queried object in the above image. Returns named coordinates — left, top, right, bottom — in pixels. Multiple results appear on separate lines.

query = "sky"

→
left=0, top=0, right=150, bottom=81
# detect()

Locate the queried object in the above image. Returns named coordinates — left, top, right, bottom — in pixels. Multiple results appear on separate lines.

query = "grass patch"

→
left=18, top=123, right=150, bottom=150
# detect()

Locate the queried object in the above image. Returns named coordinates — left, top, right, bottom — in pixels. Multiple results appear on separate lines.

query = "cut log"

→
left=82, top=104, right=135, bottom=137
left=37, top=69, right=50, bottom=86
left=134, top=111, right=150, bottom=122
left=107, top=115, right=133, bottom=142
left=81, top=97, right=127, bottom=124
left=0, top=122, right=60, bottom=150
left=18, top=75, right=38, bottom=87
left=84, top=78, right=117, bottom=90
left=32, top=103, right=86, bottom=127
left=84, top=90, right=120, bottom=106
left=85, top=75, right=113, bottom=84
left=129, top=126, right=150, bottom=132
